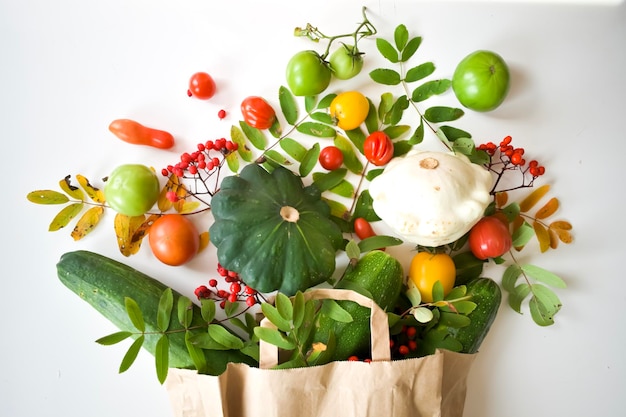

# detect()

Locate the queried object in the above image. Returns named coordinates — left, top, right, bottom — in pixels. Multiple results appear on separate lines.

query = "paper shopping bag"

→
left=165, top=288, right=477, bottom=417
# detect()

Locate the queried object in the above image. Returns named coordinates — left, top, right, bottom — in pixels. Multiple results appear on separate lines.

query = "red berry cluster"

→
left=194, top=264, right=259, bottom=309
left=390, top=325, right=419, bottom=358
left=161, top=138, right=239, bottom=180
left=478, top=135, right=546, bottom=178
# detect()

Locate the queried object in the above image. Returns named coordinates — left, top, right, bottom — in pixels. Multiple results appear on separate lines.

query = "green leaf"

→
left=321, top=300, right=353, bottom=323
left=312, top=168, right=347, bottom=192
left=502, top=264, right=523, bottom=292
left=439, top=125, right=471, bottom=141
left=27, top=190, right=70, bottom=204
left=224, top=300, right=239, bottom=318
left=305, top=95, right=317, bottom=113
left=508, top=283, right=531, bottom=314
left=405, top=62, right=435, bottom=83
left=119, top=335, right=144, bottom=374
left=230, top=125, right=254, bottom=163
left=512, top=221, right=534, bottom=247
left=409, top=118, right=424, bottom=145
left=394, top=24, right=408, bottom=51
left=328, top=180, right=354, bottom=198
left=531, top=284, right=562, bottom=317
left=431, top=280, right=445, bottom=302
left=529, top=296, right=555, bottom=326
left=226, top=150, right=240, bottom=173
left=413, top=307, right=434, bottom=323
left=296, top=122, right=336, bottom=138
left=336, top=279, right=373, bottom=300
left=334, top=135, right=363, bottom=174
left=239, top=121, right=267, bottom=150
left=358, top=235, right=403, bottom=252
left=208, top=324, right=245, bottom=350
left=452, top=137, right=476, bottom=156
left=261, top=303, right=292, bottom=333
left=412, top=79, right=451, bottom=102
left=352, top=190, right=380, bottom=222
left=264, top=149, right=291, bottom=166
left=345, top=239, right=361, bottom=261
left=383, top=125, right=410, bottom=140
left=177, top=296, right=194, bottom=328
left=424, top=106, right=464, bottom=123
left=292, top=291, right=305, bottom=329
left=155, top=334, right=169, bottom=384
left=364, top=97, right=379, bottom=135
left=95, top=331, right=132, bottom=346
left=299, top=143, right=320, bottom=177
left=438, top=311, right=471, bottom=328
left=157, top=288, right=174, bottom=332
left=200, top=299, right=216, bottom=323
left=125, top=297, right=145, bottom=332
left=275, top=293, right=294, bottom=322
left=369, top=68, right=401, bottom=85
left=375, top=38, right=398, bottom=63
left=48, top=202, right=84, bottom=231
left=501, top=202, right=521, bottom=222
left=449, top=301, right=477, bottom=315
left=401, top=36, right=422, bottom=62
left=317, top=93, right=336, bottom=109
left=279, top=85, right=298, bottom=125
left=253, top=327, right=297, bottom=350
left=522, top=264, right=567, bottom=289
left=280, top=138, right=308, bottom=162
left=406, top=286, right=422, bottom=306
left=384, top=95, right=409, bottom=125
left=323, top=198, right=349, bottom=219
left=185, top=331, right=208, bottom=374
left=310, top=111, right=334, bottom=124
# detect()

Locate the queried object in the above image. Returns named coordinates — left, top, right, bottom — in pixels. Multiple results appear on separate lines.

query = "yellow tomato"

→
left=329, top=91, right=369, bottom=131
left=408, top=252, right=456, bottom=303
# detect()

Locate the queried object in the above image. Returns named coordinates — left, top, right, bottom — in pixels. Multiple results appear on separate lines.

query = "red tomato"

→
left=149, top=214, right=200, bottom=266
left=319, top=146, right=344, bottom=170
left=468, top=216, right=512, bottom=260
left=241, top=96, right=276, bottom=129
left=108, top=119, right=175, bottom=149
left=353, top=217, right=375, bottom=240
left=363, top=131, right=394, bottom=166
left=188, top=72, right=216, bottom=100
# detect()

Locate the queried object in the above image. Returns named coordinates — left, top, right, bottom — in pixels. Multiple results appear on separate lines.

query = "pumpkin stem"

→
left=419, top=157, right=439, bottom=169
left=280, top=206, right=300, bottom=222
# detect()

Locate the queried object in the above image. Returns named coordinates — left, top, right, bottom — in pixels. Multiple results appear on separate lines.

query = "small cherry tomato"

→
left=353, top=217, right=375, bottom=240
left=329, top=91, right=370, bottom=131
left=108, top=119, right=175, bottom=149
left=187, top=72, right=216, bottom=100
left=409, top=252, right=456, bottom=304
left=318, top=146, right=344, bottom=170
left=468, top=216, right=512, bottom=260
left=149, top=214, right=200, bottom=266
left=104, top=164, right=161, bottom=216
left=241, top=96, right=276, bottom=129
left=363, top=131, right=394, bottom=166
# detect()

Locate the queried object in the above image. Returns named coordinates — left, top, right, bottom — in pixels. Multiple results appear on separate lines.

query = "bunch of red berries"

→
left=161, top=138, right=239, bottom=180
left=390, top=325, right=419, bottom=358
left=478, top=135, right=546, bottom=178
left=194, top=264, right=259, bottom=309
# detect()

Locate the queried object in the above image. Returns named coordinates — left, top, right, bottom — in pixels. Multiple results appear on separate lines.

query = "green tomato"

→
left=329, top=44, right=363, bottom=80
left=452, top=50, right=511, bottom=112
left=285, top=50, right=332, bottom=96
left=104, top=164, right=160, bottom=216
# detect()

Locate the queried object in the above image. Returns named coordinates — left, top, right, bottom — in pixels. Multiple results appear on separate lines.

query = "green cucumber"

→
left=313, top=250, right=404, bottom=361
left=56, top=250, right=254, bottom=375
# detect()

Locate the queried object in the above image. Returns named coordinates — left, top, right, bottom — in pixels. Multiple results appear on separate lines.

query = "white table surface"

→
left=2, top=1, right=625, bottom=416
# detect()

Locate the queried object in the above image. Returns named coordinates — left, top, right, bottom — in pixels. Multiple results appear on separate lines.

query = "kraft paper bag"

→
left=165, top=289, right=477, bottom=417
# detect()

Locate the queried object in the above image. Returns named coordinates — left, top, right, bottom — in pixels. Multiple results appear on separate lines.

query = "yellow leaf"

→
left=71, top=206, right=104, bottom=240
left=114, top=213, right=146, bottom=256
left=59, top=176, right=85, bottom=200
left=519, top=184, right=550, bottom=213
left=76, top=174, right=105, bottom=203
left=533, top=221, right=551, bottom=253
left=495, top=191, right=508, bottom=208
left=548, top=228, right=559, bottom=250
left=198, top=231, right=210, bottom=253
left=178, top=200, right=201, bottom=214
left=49, top=202, right=84, bottom=231
left=27, top=190, right=69, bottom=205
left=550, top=223, right=574, bottom=244
left=535, top=197, right=559, bottom=219
left=550, top=220, right=572, bottom=231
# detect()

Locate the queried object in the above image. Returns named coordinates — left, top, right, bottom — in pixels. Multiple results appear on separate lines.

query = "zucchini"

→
left=56, top=250, right=254, bottom=375
left=313, top=250, right=404, bottom=361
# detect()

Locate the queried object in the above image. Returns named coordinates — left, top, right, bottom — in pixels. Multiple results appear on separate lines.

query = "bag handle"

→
left=259, top=288, right=391, bottom=369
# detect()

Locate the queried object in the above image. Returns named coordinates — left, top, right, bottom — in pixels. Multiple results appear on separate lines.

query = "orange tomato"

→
left=408, top=252, right=456, bottom=303
left=148, top=214, right=200, bottom=266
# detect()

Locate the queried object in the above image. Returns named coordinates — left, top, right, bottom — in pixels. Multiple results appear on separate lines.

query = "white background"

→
left=2, top=0, right=625, bottom=416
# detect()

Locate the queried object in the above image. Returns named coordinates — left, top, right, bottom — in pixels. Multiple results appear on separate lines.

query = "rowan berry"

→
left=188, top=165, right=198, bottom=175
left=166, top=191, right=179, bottom=202
left=228, top=292, right=238, bottom=303
left=408, top=340, right=418, bottom=351
left=218, top=109, right=227, bottom=119
left=209, top=279, right=218, bottom=287
left=230, top=282, right=242, bottom=294
left=245, top=296, right=256, bottom=307
left=406, top=326, right=417, bottom=339
left=244, top=286, right=256, bottom=295
left=398, top=345, right=410, bottom=355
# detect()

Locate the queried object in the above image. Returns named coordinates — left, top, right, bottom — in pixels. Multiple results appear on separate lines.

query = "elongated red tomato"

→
left=241, top=96, right=276, bottom=129
left=468, top=216, right=512, bottom=260
left=108, top=119, right=175, bottom=149
left=363, top=131, right=394, bottom=166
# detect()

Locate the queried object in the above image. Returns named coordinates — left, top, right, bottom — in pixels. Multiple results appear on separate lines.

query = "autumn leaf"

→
left=535, top=197, right=559, bottom=219
left=519, top=184, right=550, bottom=213
left=27, top=190, right=69, bottom=205
left=59, top=176, right=85, bottom=200
left=114, top=213, right=146, bottom=256
left=76, top=174, right=105, bottom=203
left=495, top=191, right=508, bottom=208
left=198, top=231, right=210, bottom=253
left=533, top=221, right=551, bottom=253
left=49, top=203, right=84, bottom=231
left=549, top=221, right=574, bottom=244
left=71, top=206, right=104, bottom=240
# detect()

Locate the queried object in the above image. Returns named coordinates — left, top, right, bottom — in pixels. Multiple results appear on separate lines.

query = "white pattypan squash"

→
left=369, top=150, right=493, bottom=247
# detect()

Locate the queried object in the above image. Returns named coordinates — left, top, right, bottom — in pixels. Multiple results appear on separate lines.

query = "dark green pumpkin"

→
left=209, top=164, right=344, bottom=295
